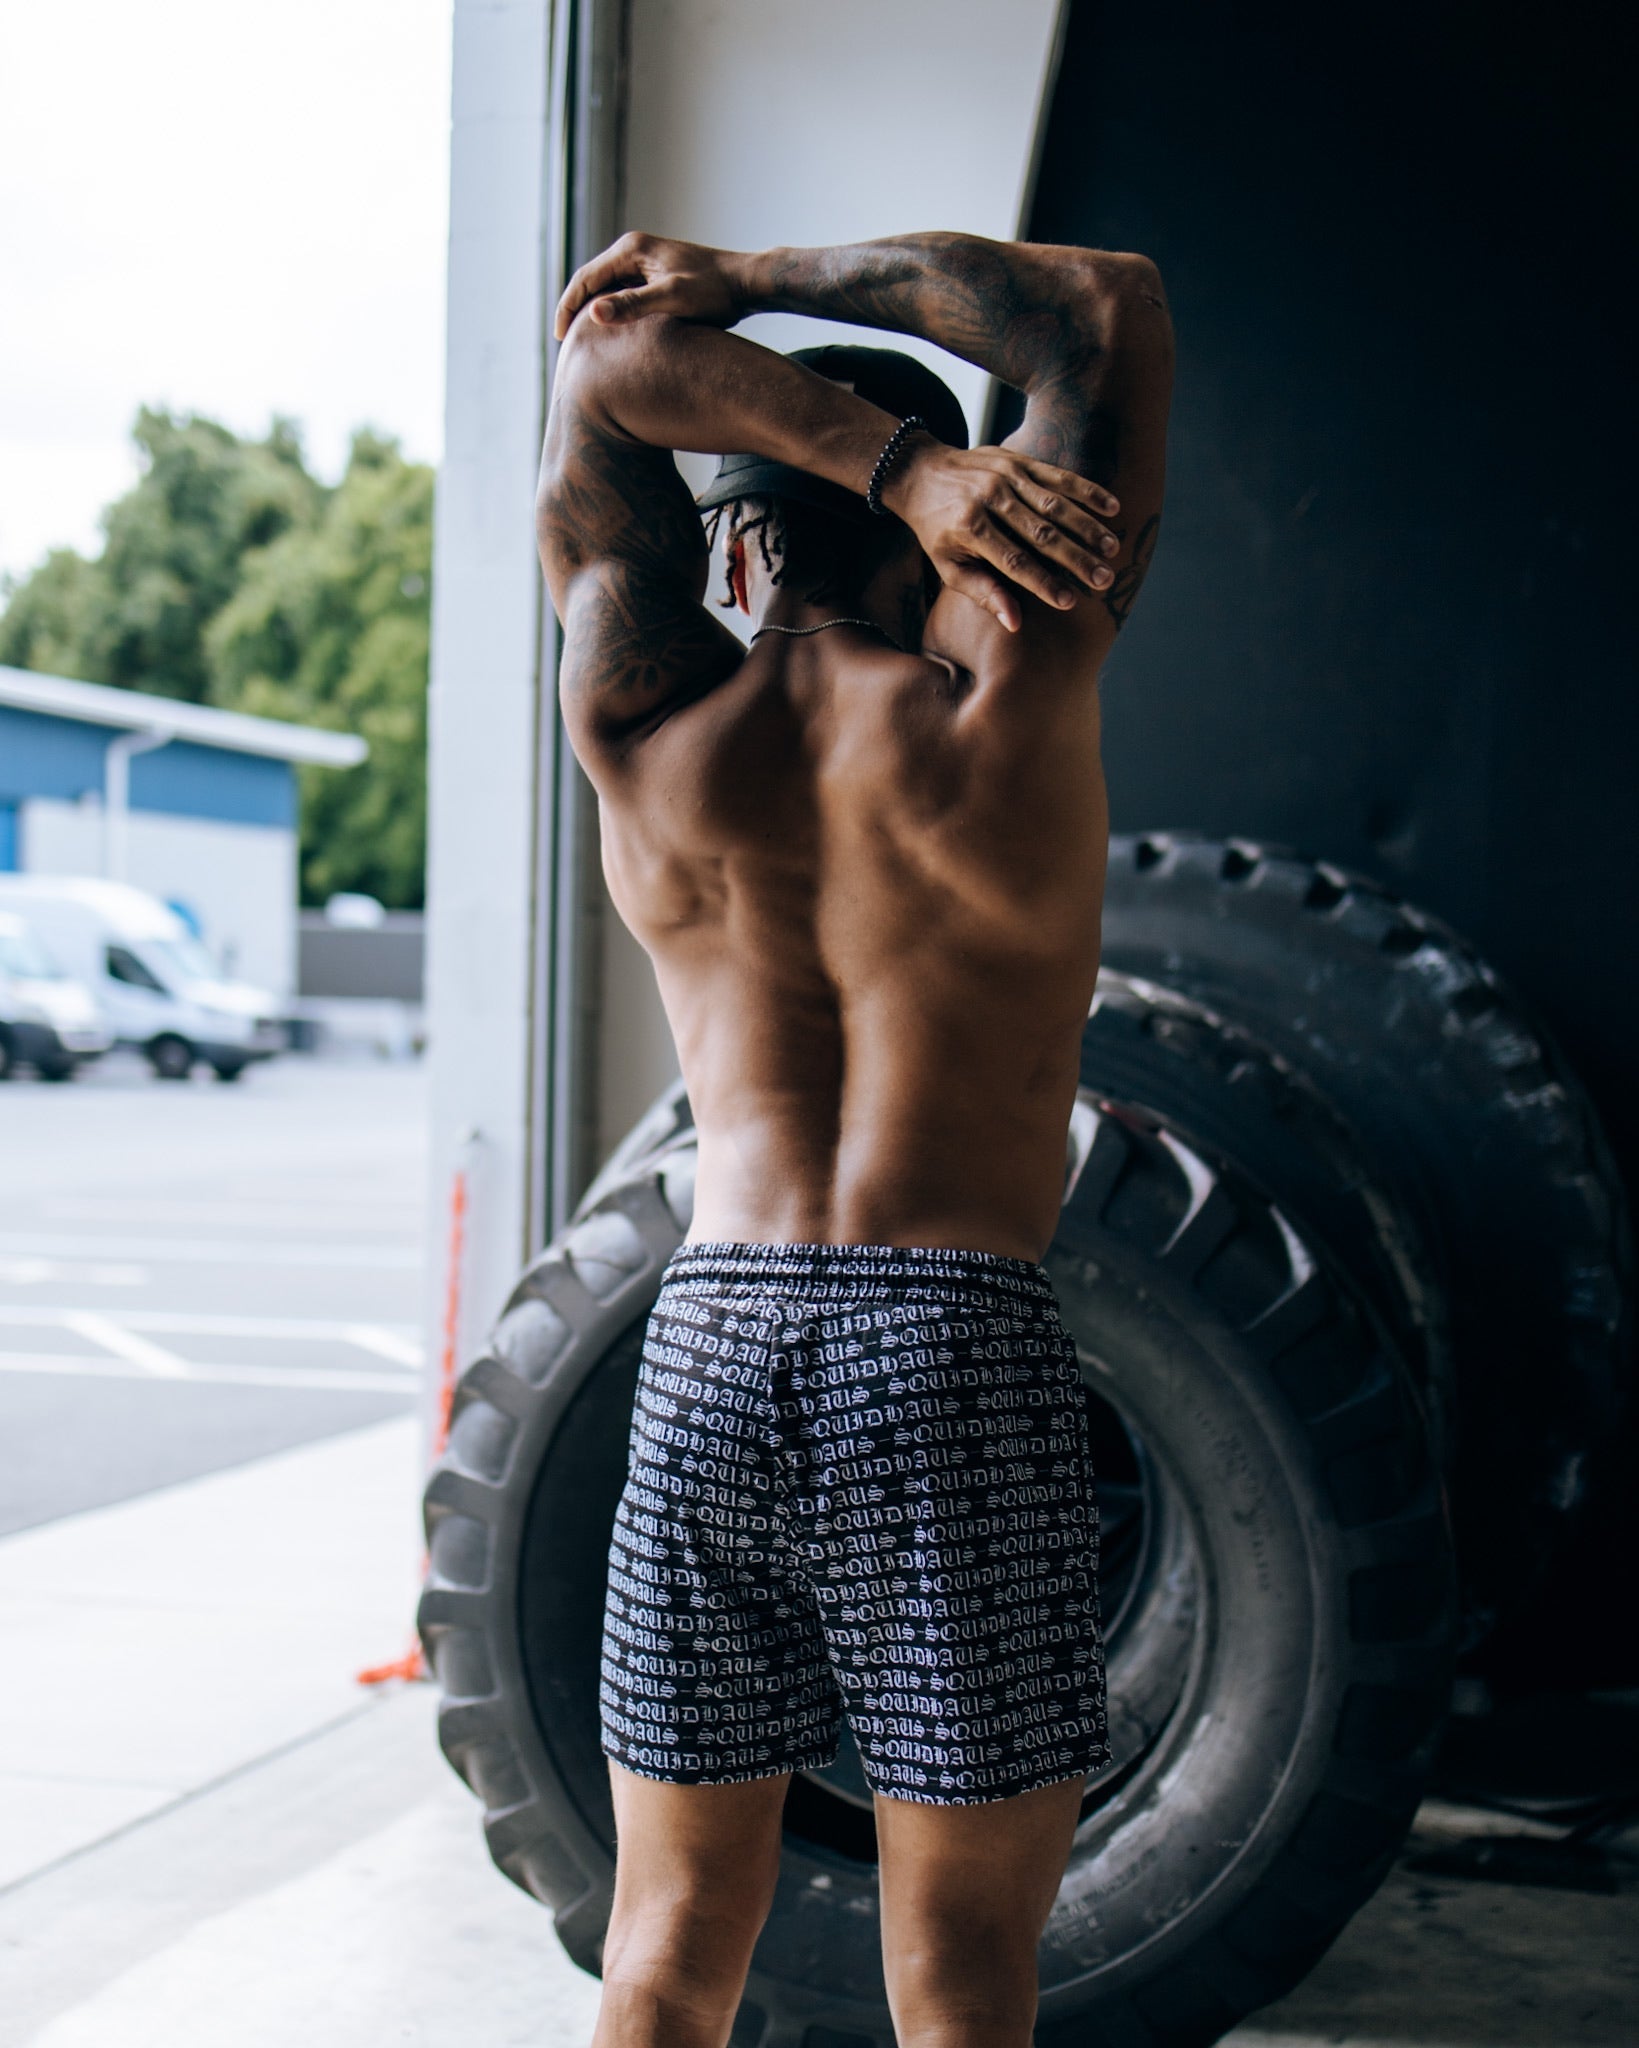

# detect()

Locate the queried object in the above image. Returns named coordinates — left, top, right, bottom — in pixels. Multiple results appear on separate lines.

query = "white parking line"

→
left=0, top=1353, right=417, bottom=1394
left=0, top=1258, right=148, bottom=1288
left=0, top=1234, right=419, bottom=1269
left=44, top=1198, right=424, bottom=1230
left=0, top=1307, right=421, bottom=1354
left=0, top=1308, right=425, bottom=1377
left=60, top=1311, right=188, bottom=1379
left=343, top=1325, right=424, bottom=1367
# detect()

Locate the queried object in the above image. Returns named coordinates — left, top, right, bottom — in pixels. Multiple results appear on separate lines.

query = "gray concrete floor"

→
left=5, top=1683, right=603, bottom=2048
left=6, top=1672, right=1634, bottom=2047
left=1230, top=1807, right=1639, bottom=2047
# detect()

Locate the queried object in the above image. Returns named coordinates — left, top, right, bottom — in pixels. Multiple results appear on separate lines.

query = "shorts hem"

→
left=602, top=1742, right=842, bottom=1789
left=862, top=1743, right=1113, bottom=1807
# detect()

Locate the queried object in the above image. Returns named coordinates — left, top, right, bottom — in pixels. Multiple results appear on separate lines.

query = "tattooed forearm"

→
left=750, top=233, right=1171, bottom=640
left=754, top=234, right=1141, bottom=403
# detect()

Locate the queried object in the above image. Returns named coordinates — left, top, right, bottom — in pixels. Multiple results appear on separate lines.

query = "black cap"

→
left=694, top=343, right=969, bottom=517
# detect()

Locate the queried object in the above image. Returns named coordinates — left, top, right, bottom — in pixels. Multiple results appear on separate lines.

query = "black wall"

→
left=1025, top=1, right=1637, bottom=1194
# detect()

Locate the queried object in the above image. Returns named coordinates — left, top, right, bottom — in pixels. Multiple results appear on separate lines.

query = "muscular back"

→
left=539, top=233, right=1171, bottom=1260
left=597, top=621, right=1107, bottom=1260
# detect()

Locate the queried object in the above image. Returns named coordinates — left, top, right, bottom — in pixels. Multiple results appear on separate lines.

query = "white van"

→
left=0, top=878, right=283, bottom=1081
left=0, top=911, right=113, bottom=1080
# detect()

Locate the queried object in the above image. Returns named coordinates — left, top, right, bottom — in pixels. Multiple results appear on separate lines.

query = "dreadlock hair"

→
left=703, top=494, right=926, bottom=611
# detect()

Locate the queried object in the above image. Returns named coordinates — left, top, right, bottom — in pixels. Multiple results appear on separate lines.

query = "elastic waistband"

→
left=659, top=1238, right=1056, bottom=1305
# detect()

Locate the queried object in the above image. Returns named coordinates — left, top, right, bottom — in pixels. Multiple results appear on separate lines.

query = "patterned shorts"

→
left=599, top=1240, right=1110, bottom=1805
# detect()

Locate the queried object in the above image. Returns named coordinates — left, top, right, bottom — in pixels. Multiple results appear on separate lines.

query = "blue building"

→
left=0, top=666, right=365, bottom=994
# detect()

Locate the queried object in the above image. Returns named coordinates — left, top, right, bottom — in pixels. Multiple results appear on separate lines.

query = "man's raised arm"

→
left=540, top=311, right=1134, bottom=756
left=558, top=232, right=1173, bottom=648
left=750, top=235, right=1171, bottom=629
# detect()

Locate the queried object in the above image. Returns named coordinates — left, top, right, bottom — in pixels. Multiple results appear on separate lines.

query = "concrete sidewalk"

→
left=6, top=1684, right=602, bottom=2047
left=3, top=1423, right=1634, bottom=2046
left=0, top=1413, right=605, bottom=2044
left=0, top=1417, right=426, bottom=1887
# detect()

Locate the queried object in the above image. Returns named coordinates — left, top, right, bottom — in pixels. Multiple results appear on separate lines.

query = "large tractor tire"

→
left=1083, top=972, right=1451, bottom=1467
left=419, top=1073, right=1454, bottom=2047
left=1100, top=834, right=1633, bottom=1645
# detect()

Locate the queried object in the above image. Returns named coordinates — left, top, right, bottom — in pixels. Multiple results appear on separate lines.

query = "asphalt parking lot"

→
left=0, top=1050, right=424, bottom=1536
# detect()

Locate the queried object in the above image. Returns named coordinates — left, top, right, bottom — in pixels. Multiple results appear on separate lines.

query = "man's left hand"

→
left=555, top=233, right=748, bottom=340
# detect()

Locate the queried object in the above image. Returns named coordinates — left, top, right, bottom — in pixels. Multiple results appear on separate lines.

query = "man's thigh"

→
left=607, top=1761, right=791, bottom=1933
left=874, top=1771, right=1084, bottom=1959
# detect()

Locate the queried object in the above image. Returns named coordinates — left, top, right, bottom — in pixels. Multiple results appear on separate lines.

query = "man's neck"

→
left=747, top=583, right=918, bottom=653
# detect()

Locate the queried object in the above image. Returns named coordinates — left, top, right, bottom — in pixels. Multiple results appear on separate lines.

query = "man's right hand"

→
left=883, top=436, right=1120, bottom=632
left=554, top=233, right=748, bottom=340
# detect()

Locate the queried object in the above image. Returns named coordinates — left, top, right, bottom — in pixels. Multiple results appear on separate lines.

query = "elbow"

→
left=1070, top=249, right=1172, bottom=358
left=550, top=311, right=683, bottom=453
left=1109, top=249, right=1165, bottom=297
left=559, top=305, right=679, bottom=389
left=1112, top=252, right=1171, bottom=333
left=548, top=319, right=632, bottom=447
left=1081, top=249, right=1168, bottom=319
left=1064, top=244, right=1160, bottom=292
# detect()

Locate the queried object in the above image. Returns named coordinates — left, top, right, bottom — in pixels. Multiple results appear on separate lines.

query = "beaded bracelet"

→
left=865, top=414, right=927, bottom=517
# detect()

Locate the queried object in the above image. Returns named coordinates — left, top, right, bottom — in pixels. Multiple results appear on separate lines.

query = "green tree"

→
left=0, top=409, right=430, bottom=907
left=0, top=546, right=106, bottom=679
left=207, top=431, right=432, bottom=908
left=0, top=409, right=319, bottom=701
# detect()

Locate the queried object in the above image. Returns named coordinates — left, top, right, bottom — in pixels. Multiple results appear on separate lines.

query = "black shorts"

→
left=599, top=1240, right=1110, bottom=1805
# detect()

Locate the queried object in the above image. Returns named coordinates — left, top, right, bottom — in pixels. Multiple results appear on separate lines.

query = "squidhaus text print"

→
left=600, top=1242, right=1110, bottom=1805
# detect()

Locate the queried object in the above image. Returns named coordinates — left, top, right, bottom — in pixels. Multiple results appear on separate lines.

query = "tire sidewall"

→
left=1035, top=1237, right=1342, bottom=2001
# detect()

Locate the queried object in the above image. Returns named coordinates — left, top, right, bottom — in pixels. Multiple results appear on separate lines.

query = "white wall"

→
left=595, top=0, right=1067, bottom=1157
left=20, top=798, right=298, bottom=993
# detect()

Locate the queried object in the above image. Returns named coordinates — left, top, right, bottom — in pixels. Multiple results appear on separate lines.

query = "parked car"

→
left=0, top=878, right=282, bottom=1081
left=0, top=910, right=113, bottom=1081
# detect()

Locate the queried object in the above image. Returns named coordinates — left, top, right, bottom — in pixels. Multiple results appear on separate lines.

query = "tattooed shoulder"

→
left=540, top=392, right=741, bottom=750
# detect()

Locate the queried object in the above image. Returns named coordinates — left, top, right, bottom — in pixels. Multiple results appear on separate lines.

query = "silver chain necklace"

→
left=750, top=616, right=900, bottom=650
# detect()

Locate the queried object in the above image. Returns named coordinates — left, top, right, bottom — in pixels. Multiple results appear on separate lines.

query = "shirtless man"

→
left=539, top=229, right=1173, bottom=2048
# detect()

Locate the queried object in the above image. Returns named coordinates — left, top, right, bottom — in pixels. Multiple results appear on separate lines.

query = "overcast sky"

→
left=0, top=0, right=453, bottom=585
